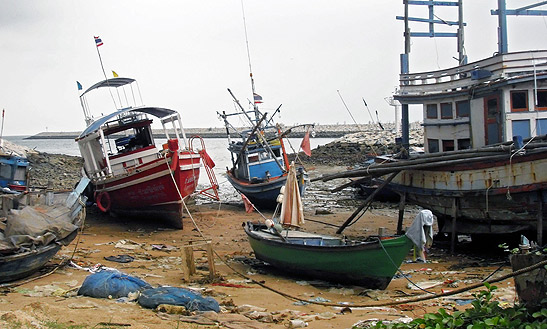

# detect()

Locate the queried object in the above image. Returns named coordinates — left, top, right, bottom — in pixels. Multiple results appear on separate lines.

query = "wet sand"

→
left=0, top=166, right=517, bottom=329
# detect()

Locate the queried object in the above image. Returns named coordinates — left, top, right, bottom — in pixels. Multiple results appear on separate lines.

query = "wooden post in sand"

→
left=181, top=240, right=216, bottom=281
left=181, top=241, right=196, bottom=281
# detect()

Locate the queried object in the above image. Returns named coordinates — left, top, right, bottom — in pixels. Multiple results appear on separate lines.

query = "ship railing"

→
left=160, top=113, right=188, bottom=150
left=397, top=50, right=547, bottom=96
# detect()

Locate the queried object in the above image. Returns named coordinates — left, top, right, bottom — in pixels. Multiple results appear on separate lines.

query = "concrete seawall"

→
left=26, top=123, right=404, bottom=139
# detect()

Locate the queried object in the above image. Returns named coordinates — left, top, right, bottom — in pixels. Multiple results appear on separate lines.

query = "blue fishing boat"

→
left=219, top=93, right=308, bottom=209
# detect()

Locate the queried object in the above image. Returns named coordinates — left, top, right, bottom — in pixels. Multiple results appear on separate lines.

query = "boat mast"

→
left=240, top=0, right=261, bottom=126
left=490, top=0, right=547, bottom=54
left=396, top=0, right=466, bottom=151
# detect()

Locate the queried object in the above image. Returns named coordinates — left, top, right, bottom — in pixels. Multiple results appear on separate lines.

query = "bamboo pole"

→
left=336, top=171, right=400, bottom=234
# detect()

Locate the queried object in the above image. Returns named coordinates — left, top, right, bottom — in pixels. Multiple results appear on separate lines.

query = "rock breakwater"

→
left=296, top=122, right=424, bottom=166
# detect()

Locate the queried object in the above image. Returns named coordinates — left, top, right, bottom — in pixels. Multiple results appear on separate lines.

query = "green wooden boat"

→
left=244, top=221, right=415, bottom=289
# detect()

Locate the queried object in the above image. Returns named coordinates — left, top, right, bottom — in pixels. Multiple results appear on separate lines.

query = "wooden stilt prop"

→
left=451, top=198, right=458, bottom=254
left=397, top=192, right=406, bottom=235
left=538, top=190, right=543, bottom=246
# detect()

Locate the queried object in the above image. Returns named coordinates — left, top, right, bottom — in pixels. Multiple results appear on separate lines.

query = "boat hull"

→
left=94, top=152, right=200, bottom=228
left=244, top=222, right=413, bottom=289
left=388, top=150, right=547, bottom=234
left=0, top=244, right=61, bottom=283
left=227, top=172, right=287, bottom=209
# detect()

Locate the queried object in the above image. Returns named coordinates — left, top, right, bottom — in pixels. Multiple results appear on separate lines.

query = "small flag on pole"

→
left=253, top=93, right=263, bottom=104
left=241, top=193, right=254, bottom=213
left=112, top=71, right=118, bottom=77
left=94, top=36, right=103, bottom=47
left=300, top=130, right=312, bottom=157
left=76, top=81, right=82, bottom=90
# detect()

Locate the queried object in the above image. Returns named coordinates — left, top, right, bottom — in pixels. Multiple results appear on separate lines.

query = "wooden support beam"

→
left=538, top=191, right=543, bottom=246
left=397, top=192, right=407, bottom=235
left=206, top=241, right=216, bottom=280
left=451, top=198, right=458, bottom=254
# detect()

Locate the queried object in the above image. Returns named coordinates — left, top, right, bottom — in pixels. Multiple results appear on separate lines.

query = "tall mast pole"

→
left=240, top=0, right=260, bottom=125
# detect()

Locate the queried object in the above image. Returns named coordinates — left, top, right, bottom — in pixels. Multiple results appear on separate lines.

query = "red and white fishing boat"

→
left=75, top=77, right=218, bottom=228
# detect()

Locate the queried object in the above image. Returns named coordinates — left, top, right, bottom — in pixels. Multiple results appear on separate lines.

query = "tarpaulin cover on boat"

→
left=4, top=204, right=79, bottom=250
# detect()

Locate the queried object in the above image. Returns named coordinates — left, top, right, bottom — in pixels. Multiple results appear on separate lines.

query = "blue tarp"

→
left=77, top=270, right=151, bottom=299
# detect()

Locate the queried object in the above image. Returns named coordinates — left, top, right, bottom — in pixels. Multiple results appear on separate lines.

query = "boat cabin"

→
left=395, top=50, right=547, bottom=153
left=229, top=135, right=286, bottom=182
left=0, top=154, right=29, bottom=191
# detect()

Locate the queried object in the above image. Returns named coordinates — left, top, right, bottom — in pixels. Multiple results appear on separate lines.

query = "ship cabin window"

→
left=440, top=103, right=453, bottom=119
left=537, top=90, right=547, bottom=110
left=248, top=154, right=259, bottom=163
left=512, top=120, right=531, bottom=139
left=511, top=90, right=528, bottom=112
left=456, top=100, right=470, bottom=117
left=537, top=119, right=547, bottom=135
left=14, top=167, right=26, bottom=181
left=426, top=104, right=438, bottom=119
left=442, top=140, right=455, bottom=152
left=272, top=148, right=281, bottom=157
left=457, top=138, right=471, bottom=150
left=428, top=139, right=439, bottom=153
left=0, top=164, right=12, bottom=179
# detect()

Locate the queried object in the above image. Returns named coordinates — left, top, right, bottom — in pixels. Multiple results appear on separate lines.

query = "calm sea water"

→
left=4, top=136, right=334, bottom=203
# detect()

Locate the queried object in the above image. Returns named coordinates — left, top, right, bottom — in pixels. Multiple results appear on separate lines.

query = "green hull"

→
left=244, top=222, right=414, bottom=289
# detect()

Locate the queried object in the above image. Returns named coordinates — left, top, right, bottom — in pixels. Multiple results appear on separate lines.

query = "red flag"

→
left=300, top=131, right=311, bottom=157
left=241, top=193, right=254, bottom=213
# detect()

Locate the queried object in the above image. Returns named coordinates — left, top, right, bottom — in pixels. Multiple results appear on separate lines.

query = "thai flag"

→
left=94, top=36, right=103, bottom=47
left=253, top=93, right=263, bottom=104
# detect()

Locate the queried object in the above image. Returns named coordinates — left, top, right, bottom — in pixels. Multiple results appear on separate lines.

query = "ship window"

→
left=441, top=103, right=453, bottom=119
left=14, top=167, right=26, bottom=181
left=537, top=119, right=547, bottom=135
left=426, top=104, right=438, bottom=119
left=537, top=90, right=547, bottom=110
left=248, top=155, right=259, bottom=163
left=442, top=140, right=455, bottom=152
left=511, top=90, right=528, bottom=112
left=427, top=139, right=439, bottom=153
left=0, top=164, right=12, bottom=179
left=512, top=120, right=531, bottom=139
left=457, top=138, right=471, bottom=150
left=456, top=100, right=470, bottom=117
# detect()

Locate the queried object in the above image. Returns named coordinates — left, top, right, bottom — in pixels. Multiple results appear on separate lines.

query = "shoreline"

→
left=24, top=122, right=419, bottom=140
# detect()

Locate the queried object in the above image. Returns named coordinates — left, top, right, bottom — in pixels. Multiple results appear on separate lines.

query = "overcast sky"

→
left=1, top=1, right=546, bottom=136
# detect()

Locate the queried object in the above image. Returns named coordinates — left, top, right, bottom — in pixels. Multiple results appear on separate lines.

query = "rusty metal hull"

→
left=388, top=149, right=547, bottom=234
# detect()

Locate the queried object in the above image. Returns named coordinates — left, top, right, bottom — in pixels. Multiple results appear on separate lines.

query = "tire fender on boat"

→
left=96, top=191, right=111, bottom=213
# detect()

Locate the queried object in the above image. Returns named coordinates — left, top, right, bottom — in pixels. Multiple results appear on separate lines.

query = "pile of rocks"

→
left=26, top=153, right=84, bottom=190
left=296, top=123, right=424, bottom=166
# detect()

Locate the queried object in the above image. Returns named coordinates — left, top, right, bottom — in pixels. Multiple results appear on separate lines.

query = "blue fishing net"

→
left=138, top=286, right=220, bottom=312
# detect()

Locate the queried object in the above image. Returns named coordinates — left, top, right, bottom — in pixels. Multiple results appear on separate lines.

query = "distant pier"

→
left=26, top=124, right=390, bottom=139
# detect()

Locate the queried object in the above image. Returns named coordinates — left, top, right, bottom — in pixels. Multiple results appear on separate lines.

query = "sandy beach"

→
left=0, top=163, right=519, bottom=329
